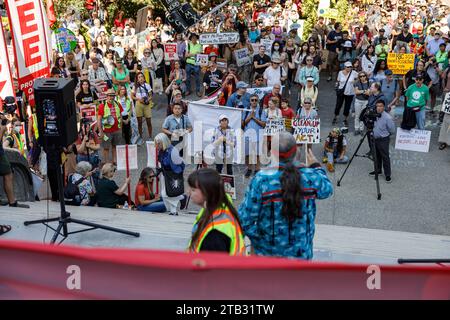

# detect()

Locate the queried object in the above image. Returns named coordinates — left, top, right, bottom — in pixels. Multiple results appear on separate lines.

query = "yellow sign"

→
left=321, top=8, right=339, bottom=20
left=387, top=53, right=415, bottom=75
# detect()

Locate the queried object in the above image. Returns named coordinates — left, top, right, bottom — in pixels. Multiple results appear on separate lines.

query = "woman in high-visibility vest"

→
left=187, top=168, right=246, bottom=255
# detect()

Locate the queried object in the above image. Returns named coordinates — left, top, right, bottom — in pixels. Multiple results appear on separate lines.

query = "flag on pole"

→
left=0, top=18, right=15, bottom=107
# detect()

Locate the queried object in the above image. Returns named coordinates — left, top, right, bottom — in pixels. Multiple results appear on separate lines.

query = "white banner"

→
left=0, top=19, right=14, bottom=101
left=442, top=92, right=450, bottom=115
left=6, top=0, right=51, bottom=106
left=395, top=128, right=431, bottom=153
left=146, top=141, right=158, bottom=168
left=116, top=145, right=138, bottom=170
left=199, top=32, right=240, bottom=45
left=187, top=102, right=244, bottom=163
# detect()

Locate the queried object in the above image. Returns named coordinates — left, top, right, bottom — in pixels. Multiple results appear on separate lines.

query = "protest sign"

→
left=6, top=0, right=51, bottom=106
left=247, top=86, right=282, bottom=100
left=146, top=141, right=159, bottom=194
left=164, top=43, right=178, bottom=61
left=260, top=39, right=274, bottom=57
left=387, top=53, right=415, bottom=75
left=54, top=28, right=77, bottom=53
left=235, top=48, right=251, bottom=67
left=321, top=8, right=339, bottom=19
left=80, top=104, right=97, bottom=123
left=441, top=92, right=450, bottom=114
left=116, top=145, right=138, bottom=171
left=216, top=58, right=227, bottom=72
left=221, top=174, right=236, bottom=200
left=395, top=128, right=431, bottom=153
left=264, top=118, right=285, bottom=136
left=196, top=54, right=209, bottom=67
left=251, top=43, right=260, bottom=55
left=292, top=117, right=321, bottom=144
left=199, top=32, right=240, bottom=45
left=95, top=82, right=108, bottom=101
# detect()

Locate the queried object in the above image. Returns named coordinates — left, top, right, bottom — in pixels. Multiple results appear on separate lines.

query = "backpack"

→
left=64, top=174, right=85, bottom=205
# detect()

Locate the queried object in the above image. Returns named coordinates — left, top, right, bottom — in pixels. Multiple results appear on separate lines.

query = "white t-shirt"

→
left=337, top=70, right=358, bottom=96
left=133, top=83, right=152, bottom=99
left=263, top=66, right=287, bottom=87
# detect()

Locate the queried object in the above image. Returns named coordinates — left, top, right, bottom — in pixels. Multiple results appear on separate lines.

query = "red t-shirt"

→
left=98, top=101, right=123, bottom=133
left=135, top=182, right=154, bottom=206
left=114, top=19, right=125, bottom=29
left=204, top=46, right=219, bottom=56
left=281, top=107, right=295, bottom=119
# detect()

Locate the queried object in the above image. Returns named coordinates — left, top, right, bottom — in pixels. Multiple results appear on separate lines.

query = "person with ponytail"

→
left=188, top=168, right=246, bottom=255
left=238, top=132, right=333, bottom=259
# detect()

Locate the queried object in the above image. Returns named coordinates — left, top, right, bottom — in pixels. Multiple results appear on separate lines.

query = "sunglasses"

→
left=81, top=73, right=88, bottom=76
left=359, top=75, right=366, bottom=78
left=306, top=59, right=313, bottom=62
left=144, top=52, right=150, bottom=54
left=250, top=98, right=258, bottom=101
left=345, top=66, right=352, bottom=68
left=304, top=102, right=311, bottom=104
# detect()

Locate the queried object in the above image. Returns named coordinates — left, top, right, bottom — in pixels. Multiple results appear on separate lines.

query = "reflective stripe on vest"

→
left=116, top=97, right=132, bottom=114
left=102, top=101, right=121, bottom=129
left=32, top=113, right=39, bottom=140
left=190, top=204, right=246, bottom=256
left=12, top=134, right=26, bottom=158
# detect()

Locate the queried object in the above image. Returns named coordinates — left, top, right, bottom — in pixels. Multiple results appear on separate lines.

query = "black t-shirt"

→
left=199, top=229, right=231, bottom=253
left=405, top=69, right=432, bottom=88
left=326, top=30, right=343, bottom=52
left=253, top=53, right=271, bottom=74
left=337, top=38, right=354, bottom=51
left=76, top=91, right=98, bottom=105
left=396, top=32, right=413, bottom=44
left=96, top=178, right=120, bottom=208
left=203, top=69, right=224, bottom=95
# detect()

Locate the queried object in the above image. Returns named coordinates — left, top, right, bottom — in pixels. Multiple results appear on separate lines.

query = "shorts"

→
left=0, top=154, right=12, bottom=176
left=327, top=51, right=338, bottom=66
left=135, top=101, right=152, bottom=118
left=101, top=130, right=123, bottom=149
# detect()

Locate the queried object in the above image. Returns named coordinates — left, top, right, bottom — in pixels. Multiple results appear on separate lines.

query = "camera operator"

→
left=76, top=117, right=101, bottom=185
left=371, top=100, right=396, bottom=183
left=0, top=113, right=29, bottom=208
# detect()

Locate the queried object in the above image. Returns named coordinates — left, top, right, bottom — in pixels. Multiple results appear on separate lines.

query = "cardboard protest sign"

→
left=441, top=92, right=450, bottom=114
left=116, top=144, right=138, bottom=171
left=235, top=48, right=251, bottom=67
left=264, top=118, right=285, bottom=136
left=196, top=54, right=209, bottom=67
left=395, top=128, right=431, bottom=153
left=260, top=39, right=274, bottom=57
left=199, top=32, right=240, bottom=45
left=221, top=174, right=236, bottom=200
left=292, top=117, right=321, bottom=144
left=164, top=43, right=178, bottom=61
left=387, top=53, right=415, bottom=75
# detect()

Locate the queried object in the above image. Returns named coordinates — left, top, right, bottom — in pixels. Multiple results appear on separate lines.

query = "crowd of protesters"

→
left=0, top=0, right=449, bottom=259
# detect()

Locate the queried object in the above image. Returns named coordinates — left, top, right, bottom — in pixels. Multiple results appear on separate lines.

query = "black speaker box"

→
left=33, top=78, right=77, bottom=150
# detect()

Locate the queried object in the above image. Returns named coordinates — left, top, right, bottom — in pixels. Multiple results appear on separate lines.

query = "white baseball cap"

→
left=219, top=114, right=229, bottom=121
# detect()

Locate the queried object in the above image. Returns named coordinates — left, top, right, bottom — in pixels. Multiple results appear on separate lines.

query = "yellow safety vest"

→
left=190, top=197, right=246, bottom=256
left=102, top=101, right=121, bottom=129
left=9, top=133, right=26, bottom=158
left=32, top=113, right=39, bottom=140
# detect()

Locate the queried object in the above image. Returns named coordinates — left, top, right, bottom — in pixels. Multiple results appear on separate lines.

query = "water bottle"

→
left=123, top=201, right=129, bottom=210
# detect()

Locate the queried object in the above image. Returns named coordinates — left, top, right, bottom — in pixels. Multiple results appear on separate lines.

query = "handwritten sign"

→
left=55, top=28, right=78, bottom=53
left=395, top=128, right=431, bottom=153
left=199, top=32, right=240, bottom=45
left=260, top=39, right=274, bottom=57
left=235, top=48, right=251, bottom=67
left=292, top=117, right=321, bottom=144
left=387, top=53, right=415, bottom=75
left=164, top=43, right=178, bottom=61
left=441, top=92, right=450, bottom=114
left=221, top=174, right=236, bottom=200
left=264, top=118, right=285, bottom=136
left=116, top=145, right=138, bottom=171
left=80, top=104, right=97, bottom=123
left=196, top=54, right=209, bottom=67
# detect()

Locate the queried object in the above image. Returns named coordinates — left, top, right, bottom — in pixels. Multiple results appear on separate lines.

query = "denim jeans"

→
left=186, top=64, right=200, bottom=93
left=415, top=109, right=426, bottom=130
left=325, top=150, right=349, bottom=164
left=137, top=200, right=167, bottom=213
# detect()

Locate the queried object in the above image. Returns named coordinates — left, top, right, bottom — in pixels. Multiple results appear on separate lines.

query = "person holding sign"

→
left=438, top=67, right=450, bottom=150
left=96, top=163, right=132, bottom=209
left=212, top=115, right=236, bottom=175
left=238, top=132, right=333, bottom=260
left=404, top=75, right=430, bottom=130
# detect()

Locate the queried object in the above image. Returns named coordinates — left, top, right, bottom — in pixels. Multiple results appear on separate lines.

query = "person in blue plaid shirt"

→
left=238, top=132, right=333, bottom=259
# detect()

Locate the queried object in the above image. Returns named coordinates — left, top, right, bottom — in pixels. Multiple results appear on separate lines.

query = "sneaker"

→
left=327, top=163, right=335, bottom=173
left=369, top=171, right=382, bottom=176
left=322, top=156, right=328, bottom=163
left=245, top=169, right=252, bottom=178
left=9, top=202, right=30, bottom=208
left=385, top=176, right=392, bottom=183
left=169, top=212, right=176, bottom=216
left=332, top=117, right=337, bottom=125
left=439, top=143, right=447, bottom=150
left=327, top=76, right=332, bottom=82
left=343, top=119, right=348, bottom=126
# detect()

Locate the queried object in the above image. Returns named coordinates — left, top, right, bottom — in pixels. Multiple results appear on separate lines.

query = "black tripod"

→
left=337, top=129, right=382, bottom=200
left=24, top=147, right=140, bottom=244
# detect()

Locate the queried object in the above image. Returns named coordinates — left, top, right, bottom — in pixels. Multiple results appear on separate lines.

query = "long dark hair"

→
left=373, top=59, right=387, bottom=74
left=139, top=167, right=155, bottom=184
left=188, top=168, right=242, bottom=250
left=275, top=132, right=303, bottom=221
left=79, top=79, right=92, bottom=94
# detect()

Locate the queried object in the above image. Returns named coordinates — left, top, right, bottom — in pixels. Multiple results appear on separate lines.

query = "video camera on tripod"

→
left=360, top=106, right=381, bottom=129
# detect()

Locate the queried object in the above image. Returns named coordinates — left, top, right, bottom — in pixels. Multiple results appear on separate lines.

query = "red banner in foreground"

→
left=0, top=240, right=449, bottom=299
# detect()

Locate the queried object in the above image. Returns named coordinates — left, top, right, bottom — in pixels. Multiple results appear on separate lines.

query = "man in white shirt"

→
left=263, top=58, right=287, bottom=87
